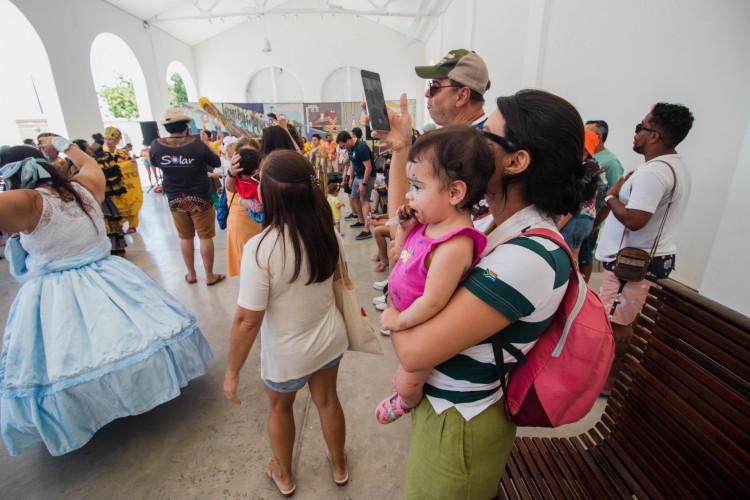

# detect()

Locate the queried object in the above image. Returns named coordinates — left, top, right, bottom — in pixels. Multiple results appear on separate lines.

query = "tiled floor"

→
left=0, top=189, right=605, bottom=499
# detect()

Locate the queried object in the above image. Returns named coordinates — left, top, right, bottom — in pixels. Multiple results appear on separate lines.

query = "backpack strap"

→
left=491, top=227, right=583, bottom=389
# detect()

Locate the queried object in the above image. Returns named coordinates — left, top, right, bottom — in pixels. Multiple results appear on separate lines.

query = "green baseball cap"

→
left=415, top=49, right=491, bottom=95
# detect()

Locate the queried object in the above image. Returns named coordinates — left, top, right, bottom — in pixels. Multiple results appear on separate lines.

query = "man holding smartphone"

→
left=336, top=130, right=375, bottom=240
left=415, top=49, right=491, bottom=128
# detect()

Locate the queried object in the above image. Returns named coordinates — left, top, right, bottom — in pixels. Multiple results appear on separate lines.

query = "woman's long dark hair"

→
left=260, top=126, right=297, bottom=155
left=1, top=145, right=96, bottom=225
left=257, top=150, right=338, bottom=284
left=495, top=90, right=599, bottom=218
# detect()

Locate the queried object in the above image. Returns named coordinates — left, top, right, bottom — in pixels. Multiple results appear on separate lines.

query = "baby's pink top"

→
left=389, top=222, right=487, bottom=312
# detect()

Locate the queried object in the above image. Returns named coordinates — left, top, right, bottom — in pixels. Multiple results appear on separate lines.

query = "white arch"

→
left=166, top=60, right=198, bottom=102
left=321, top=66, right=365, bottom=103
left=245, top=65, right=304, bottom=103
left=89, top=33, right=152, bottom=121
left=0, top=0, right=67, bottom=142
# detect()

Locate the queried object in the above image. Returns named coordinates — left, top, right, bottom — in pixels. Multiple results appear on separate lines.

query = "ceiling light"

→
left=262, top=38, right=272, bottom=52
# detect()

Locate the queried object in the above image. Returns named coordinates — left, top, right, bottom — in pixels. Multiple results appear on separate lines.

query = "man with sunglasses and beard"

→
left=415, top=49, right=491, bottom=128
left=595, top=102, right=694, bottom=398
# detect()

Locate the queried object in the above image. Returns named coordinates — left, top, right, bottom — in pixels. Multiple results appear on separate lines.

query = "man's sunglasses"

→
left=635, top=123, right=660, bottom=134
left=480, top=129, right=521, bottom=152
left=427, top=80, right=464, bottom=97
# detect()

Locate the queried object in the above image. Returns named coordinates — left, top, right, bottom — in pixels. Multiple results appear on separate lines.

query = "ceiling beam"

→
left=405, top=0, right=431, bottom=44
left=149, top=7, right=435, bottom=22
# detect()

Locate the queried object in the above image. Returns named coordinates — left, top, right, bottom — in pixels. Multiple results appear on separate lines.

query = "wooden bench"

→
left=498, top=278, right=750, bottom=499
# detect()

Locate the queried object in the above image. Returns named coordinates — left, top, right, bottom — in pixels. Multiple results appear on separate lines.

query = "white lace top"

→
left=20, top=184, right=108, bottom=261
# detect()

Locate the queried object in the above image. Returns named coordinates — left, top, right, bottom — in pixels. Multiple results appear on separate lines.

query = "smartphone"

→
left=361, top=70, right=391, bottom=132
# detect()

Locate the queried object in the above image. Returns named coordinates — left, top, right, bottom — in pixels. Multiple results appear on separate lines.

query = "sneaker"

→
left=375, top=302, right=387, bottom=311
left=373, top=278, right=388, bottom=291
left=350, top=222, right=365, bottom=228
left=345, top=213, right=358, bottom=220
left=355, top=231, right=372, bottom=240
left=372, top=294, right=386, bottom=305
left=380, top=329, right=391, bottom=336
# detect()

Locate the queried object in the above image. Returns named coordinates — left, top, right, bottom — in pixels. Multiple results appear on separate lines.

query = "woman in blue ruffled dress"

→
left=0, top=138, right=212, bottom=456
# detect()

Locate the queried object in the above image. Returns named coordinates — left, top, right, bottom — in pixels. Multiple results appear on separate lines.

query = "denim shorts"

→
left=351, top=176, right=375, bottom=201
left=263, top=354, right=343, bottom=393
left=560, top=215, right=594, bottom=250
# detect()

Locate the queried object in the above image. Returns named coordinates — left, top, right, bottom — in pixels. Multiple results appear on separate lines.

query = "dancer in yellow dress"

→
left=104, top=126, right=142, bottom=233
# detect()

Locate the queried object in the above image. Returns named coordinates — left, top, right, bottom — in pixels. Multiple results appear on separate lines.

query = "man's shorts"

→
left=263, top=355, right=343, bottom=393
left=598, top=255, right=674, bottom=325
left=171, top=207, right=217, bottom=239
left=598, top=269, right=654, bottom=326
left=560, top=215, right=594, bottom=250
left=351, top=176, right=375, bottom=201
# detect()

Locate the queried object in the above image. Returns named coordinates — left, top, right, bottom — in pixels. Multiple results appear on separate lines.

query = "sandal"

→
left=206, top=274, right=226, bottom=286
left=264, top=458, right=296, bottom=497
left=325, top=450, right=349, bottom=486
left=375, top=392, right=411, bottom=424
left=373, top=261, right=388, bottom=273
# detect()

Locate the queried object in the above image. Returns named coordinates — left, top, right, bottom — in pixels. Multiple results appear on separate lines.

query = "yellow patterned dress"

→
left=108, top=148, right=143, bottom=232
left=96, top=151, right=127, bottom=253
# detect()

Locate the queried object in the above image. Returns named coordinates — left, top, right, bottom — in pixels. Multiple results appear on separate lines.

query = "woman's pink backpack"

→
left=492, top=228, right=614, bottom=427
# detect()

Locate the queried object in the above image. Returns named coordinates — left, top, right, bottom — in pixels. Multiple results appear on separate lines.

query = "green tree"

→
left=168, top=73, right=188, bottom=108
left=99, top=73, right=139, bottom=119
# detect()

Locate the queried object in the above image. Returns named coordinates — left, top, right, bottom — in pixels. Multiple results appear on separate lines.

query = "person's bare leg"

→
left=199, top=238, right=222, bottom=284
left=374, top=225, right=389, bottom=271
left=361, top=200, right=372, bottom=223
left=263, top=386, right=297, bottom=491
left=581, top=263, right=593, bottom=282
left=350, top=198, right=362, bottom=223
left=346, top=194, right=355, bottom=217
left=180, top=238, right=197, bottom=282
left=307, top=364, right=347, bottom=482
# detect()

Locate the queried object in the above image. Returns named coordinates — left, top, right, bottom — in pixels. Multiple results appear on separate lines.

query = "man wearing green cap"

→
left=415, top=49, right=491, bottom=127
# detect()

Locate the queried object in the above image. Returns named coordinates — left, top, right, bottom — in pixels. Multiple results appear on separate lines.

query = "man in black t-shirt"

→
left=150, top=108, right=225, bottom=286
left=337, top=130, right=375, bottom=240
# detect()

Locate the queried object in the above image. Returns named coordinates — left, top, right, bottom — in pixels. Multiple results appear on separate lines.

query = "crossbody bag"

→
left=613, top=161, right=676, bottom=282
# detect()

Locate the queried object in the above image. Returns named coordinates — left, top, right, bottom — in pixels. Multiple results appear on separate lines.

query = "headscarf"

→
left=0, top=145, right=52, bottom=189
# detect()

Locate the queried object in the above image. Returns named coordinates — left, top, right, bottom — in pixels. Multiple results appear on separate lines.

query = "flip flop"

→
left=185, top=274, right=197, bottom=284
left=264, top=458, right=296, bottom=497
left=325, top=450, right=349, bottom=486
left=206, top=274, right=226, bottom=286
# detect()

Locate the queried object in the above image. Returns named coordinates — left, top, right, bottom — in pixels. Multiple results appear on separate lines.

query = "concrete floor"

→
left=0, top=189, right=605, bottom=499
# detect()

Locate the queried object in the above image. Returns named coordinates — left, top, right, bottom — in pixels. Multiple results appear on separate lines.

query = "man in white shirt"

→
left=595, top=102, right=695, bottom=396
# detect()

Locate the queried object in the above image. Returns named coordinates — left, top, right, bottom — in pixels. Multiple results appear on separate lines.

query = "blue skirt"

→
left=0, top=254, right=212, bottom=456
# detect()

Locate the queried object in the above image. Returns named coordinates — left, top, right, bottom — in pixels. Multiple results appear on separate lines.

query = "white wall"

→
left=11, top=0, right=198, bottom=141
left=700, top=118, right=750, bottom=315
left=193, top=15, right=427, bottom=126
left=427, top=0, right=750, bottom=311
left=540, top=0, right=750, bottom=293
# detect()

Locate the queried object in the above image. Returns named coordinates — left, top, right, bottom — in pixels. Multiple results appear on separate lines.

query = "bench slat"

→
left=518, top=437, right=573, bottom=500
left=641, top=336, right=750, bottom=446
left=645, top=304, right=750, bottom=382
left=499, top=279, right=750, bottom=498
